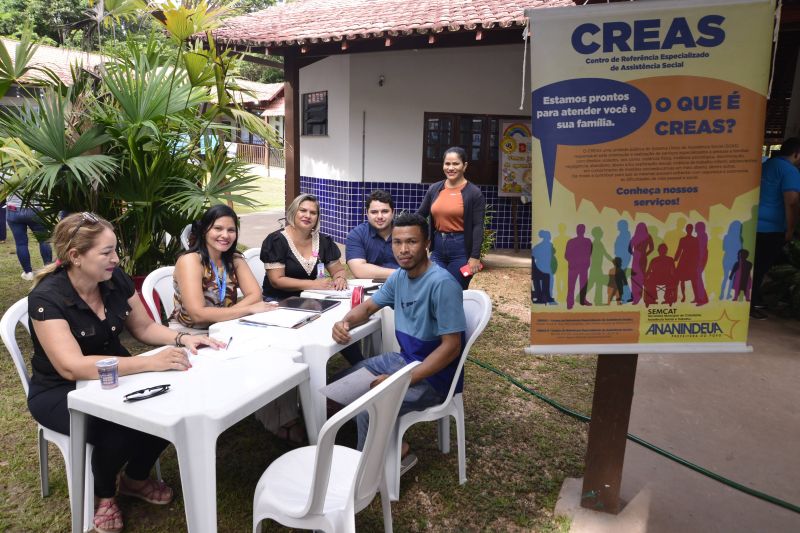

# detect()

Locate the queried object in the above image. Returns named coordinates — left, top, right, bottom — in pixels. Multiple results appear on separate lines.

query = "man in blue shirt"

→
left=332, top=212, right=466, bottom=469
left=752, top=137, right=800, bottom=319
left=345, top=189, right=399, bottom=279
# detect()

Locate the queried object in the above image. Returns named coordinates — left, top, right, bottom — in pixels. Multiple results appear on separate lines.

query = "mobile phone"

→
left=459, top=263, right=483, bottom=277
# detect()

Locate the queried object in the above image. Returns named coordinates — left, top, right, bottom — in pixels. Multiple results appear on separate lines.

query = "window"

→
left=302, top=91, right=328, bottom=136
left=422, top=112, right=522, bottom=185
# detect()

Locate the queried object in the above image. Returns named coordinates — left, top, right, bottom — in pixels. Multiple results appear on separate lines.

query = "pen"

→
left=296, top=314, right=321, bottom=328
left=227, top=336, right=233, bottom=351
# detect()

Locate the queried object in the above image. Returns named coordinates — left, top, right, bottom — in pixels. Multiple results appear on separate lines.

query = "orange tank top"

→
left=431, top=182, right=466, bottom=232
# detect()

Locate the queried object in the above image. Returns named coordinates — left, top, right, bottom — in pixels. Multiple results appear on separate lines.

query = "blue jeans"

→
left=7, top=207, right=52, bottom=273
left=430, top=232, right=470, bottom=289
left=352, top=352, right=443, bottom=450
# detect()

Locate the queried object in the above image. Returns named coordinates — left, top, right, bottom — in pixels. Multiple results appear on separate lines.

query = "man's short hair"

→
left=778, top=137, right=800, bottom=157
left=393, top=212, right=428, bottom=238
left=366, top=189, right=394, bottom=210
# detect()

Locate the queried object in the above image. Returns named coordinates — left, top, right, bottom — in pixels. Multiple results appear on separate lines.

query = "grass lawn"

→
left=0, top=233, right=597, bottom=532
left=232, top=166, right=286, bottom=214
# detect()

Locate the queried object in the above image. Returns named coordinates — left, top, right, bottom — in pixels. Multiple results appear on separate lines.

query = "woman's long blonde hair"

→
left=32, top=212, right=115, bottom=288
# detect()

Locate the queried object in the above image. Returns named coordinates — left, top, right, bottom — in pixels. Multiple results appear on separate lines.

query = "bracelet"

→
left=334, top=272, right=346, bottom=279
left=175, top=332, right=187, bottom=347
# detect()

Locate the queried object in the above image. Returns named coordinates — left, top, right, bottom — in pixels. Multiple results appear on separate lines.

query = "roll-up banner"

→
left=525, top=0, right=776, bottom=354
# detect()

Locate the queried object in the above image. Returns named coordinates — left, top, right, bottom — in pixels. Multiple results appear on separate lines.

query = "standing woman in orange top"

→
left=417, top=146, right=486, bottom=289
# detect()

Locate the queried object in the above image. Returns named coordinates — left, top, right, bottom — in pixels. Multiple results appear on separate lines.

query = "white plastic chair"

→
left=0, top=297, right=95, bottom=532
left=141, top=266, right=176, bottom=324
left=179, top=223, right=193, bottom=251
left=243, top=247, right=266, bottom=288
left=384, top=289, right=492, bottom=501
left=252, top=361, right=420, bottom=533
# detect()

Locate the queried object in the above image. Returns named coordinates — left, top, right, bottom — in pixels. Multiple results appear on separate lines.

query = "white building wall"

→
left=299, top=44, right=530, bottom=183
left=298, top=55, right=352, bottom=179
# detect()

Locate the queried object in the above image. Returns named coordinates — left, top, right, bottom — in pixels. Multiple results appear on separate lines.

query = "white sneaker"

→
left=21, top=272, right=34, bottom=281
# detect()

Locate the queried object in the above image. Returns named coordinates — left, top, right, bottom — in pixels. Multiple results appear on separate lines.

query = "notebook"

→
left=239, top=308, right=320, bottom=328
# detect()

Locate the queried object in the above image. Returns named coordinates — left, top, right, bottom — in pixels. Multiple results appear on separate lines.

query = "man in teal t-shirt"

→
left=752, top=137, right=800, bottom=318
left=332, top=212, right=466, bottom=466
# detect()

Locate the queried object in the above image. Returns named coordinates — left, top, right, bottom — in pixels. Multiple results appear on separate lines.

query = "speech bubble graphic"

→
left=549, top=77, right=766, bottom=220
left=531, top=78, right=652, bottom=203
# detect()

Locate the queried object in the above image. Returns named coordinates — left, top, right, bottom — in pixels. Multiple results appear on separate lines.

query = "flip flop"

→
left=400, top=453, right=418, bottom=476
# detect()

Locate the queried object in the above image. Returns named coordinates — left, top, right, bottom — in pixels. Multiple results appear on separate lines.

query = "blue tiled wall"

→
left=300, top=175, right=531, bottom=249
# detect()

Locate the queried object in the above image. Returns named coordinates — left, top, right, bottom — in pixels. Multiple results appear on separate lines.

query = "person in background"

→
left=26, top=212, right=223, bottom=533
left=346, top=189, right=398, bottom=279
left=0, top=197, right=6, bottom=243
left=171, top=204, right=275, bottom=333
left=332, top=212, right=466, bottom=474
left=751, top=137, right=800, bottom=319
left=417, top=146, right=486, bottom=289
left=6, top=193, right=52, bottom=280
left=260, top=194, right=348, bottom=301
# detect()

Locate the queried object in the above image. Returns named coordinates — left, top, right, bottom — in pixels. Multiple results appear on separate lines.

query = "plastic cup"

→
left=96, top=357, right=119, bottom=389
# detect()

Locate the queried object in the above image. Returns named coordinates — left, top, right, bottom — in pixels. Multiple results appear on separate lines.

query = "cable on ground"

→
left=467, top=356, right=800, bottom=515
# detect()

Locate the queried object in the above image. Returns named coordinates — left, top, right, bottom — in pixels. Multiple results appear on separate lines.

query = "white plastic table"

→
left=209, top=297, right=383, bottom=438
left=68, top=346, right=312, bottom=533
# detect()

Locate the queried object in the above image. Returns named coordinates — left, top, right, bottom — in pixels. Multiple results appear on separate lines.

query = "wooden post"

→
left=580, top=353, right=638, bottom=514
left=283, top=49, right=301, bottom=207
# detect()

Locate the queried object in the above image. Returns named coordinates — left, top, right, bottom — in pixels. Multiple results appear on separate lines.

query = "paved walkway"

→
left=556, top=314, right=800, bottom=533
left=239, top=210, right=800, bottom=533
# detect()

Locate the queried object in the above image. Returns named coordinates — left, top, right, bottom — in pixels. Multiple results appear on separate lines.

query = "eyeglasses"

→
left=123, top=384, right=171, bottom=403
left=67, top=212, right=100, bottom=245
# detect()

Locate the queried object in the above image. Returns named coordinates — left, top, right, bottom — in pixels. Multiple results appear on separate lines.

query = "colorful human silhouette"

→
left=644, top=243, right=678, bottom=307
left=707, top=225, right=725, bottom=300
left=565, top=224, right=593, bottom=310
left=674, top=224, right=700, bottom=303
left=729, top=249, right=753, bottom=302
left=587, top=226, right=613, bottom=305
left=693, top=221, right=709, bottom=306
left=663, top=216, right=687, bottom=259
left=532, top=230, right=556, bottom=304
left=628, top=222, right=654, bottom=304
left=614, top=220, right=632, bottom=302
left=607, top=257, right=628, bottom=305
left=552, top=223, right=569, bottom=302
left=648, top=224, right=663, bottom=249
left=719, top=221, right=743, bottom=300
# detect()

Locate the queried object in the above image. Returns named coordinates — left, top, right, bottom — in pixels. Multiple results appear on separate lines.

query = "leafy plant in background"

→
left=761, top=240, right=800, bottom=319
left=0, top=1, right=279, bottom=275
left=480, top=204, right=496, bottom=259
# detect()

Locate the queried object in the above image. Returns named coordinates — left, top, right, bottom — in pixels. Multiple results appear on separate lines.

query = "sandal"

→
left=93, top=498, right=123, bottom=533
left=118, top=474, right=174, bottom=505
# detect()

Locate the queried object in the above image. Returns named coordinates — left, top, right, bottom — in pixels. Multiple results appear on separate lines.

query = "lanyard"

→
left=210, top=261, right=227, bottom=304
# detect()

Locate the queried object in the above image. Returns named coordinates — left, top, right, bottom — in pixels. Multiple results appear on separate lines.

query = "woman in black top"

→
left=260, top=194, right=348, bottom=300
left=27, top=213, right=222, bottom=533
left=417, top=146, right=486, bottom=289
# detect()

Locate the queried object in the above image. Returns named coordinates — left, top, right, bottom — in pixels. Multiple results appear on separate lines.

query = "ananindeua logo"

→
left=645, top=310, right=740, bottom=340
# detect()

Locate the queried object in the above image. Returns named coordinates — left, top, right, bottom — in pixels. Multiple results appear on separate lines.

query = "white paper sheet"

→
left=319, top=367, right=378, bottom=405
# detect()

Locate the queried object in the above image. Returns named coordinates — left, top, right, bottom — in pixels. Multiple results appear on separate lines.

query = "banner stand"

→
left=581, top=353, right=638, bottom=514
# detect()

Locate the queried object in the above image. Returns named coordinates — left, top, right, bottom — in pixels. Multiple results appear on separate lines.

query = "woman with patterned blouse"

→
left=171, top=205, right=275, bottom=332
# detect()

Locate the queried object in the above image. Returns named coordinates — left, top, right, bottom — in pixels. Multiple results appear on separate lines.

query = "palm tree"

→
left=0, top=2, right=279, bottom=274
